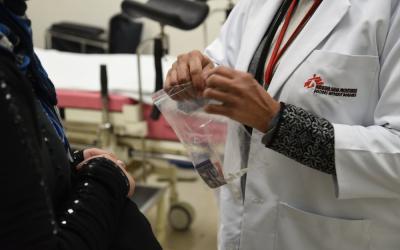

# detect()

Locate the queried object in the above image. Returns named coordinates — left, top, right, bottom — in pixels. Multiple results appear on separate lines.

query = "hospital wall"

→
left=27, top=0, right=231, bottom=56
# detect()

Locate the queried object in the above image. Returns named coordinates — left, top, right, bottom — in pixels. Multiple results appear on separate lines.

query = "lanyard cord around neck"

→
left=264, top=0, right=322, bottom=86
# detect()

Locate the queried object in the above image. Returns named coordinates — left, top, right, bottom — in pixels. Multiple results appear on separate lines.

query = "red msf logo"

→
left=304, top=74, right=324, bottom=89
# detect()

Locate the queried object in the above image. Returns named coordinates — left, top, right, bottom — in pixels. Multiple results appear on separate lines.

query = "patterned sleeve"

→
left=265, top=103, right=336, bottom=175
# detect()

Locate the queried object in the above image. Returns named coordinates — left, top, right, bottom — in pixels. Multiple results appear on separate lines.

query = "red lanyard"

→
left=264, top=0, right=322, bottom=86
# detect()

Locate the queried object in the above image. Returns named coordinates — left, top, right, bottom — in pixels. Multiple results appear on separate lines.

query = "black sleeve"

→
left=265, top=103, right=336, bottom=175
left=0, top=58, right=130, bottom=250
left=58, top=158, right=130, bottom=249
left=71, top=149, right=85, bottom=167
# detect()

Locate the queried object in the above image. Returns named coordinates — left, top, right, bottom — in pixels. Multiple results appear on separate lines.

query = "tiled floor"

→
left=145, top=169, right=219, bottom=250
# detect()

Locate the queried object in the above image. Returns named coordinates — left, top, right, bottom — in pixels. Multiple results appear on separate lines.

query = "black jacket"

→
left=0, top=2, right=161, bottom=248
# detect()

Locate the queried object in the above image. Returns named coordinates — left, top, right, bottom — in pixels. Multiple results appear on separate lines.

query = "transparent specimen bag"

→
left=153, top=83, right=252, bottom=189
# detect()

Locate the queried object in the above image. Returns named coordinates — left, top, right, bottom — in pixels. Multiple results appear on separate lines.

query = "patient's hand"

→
left=165, top=50, right=214, bottom=98
left=76, top=148, right=135, bottom=197
left=83, top=148, right=118, bottom=161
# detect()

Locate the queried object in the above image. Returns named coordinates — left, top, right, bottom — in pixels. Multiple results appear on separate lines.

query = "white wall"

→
left=27, top=0, right=231, bottom=56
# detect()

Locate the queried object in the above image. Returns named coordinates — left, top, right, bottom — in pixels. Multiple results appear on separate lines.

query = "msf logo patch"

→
left=304, top=74, right=358, bottom=97
left=304, top=74, right=324, bottom=89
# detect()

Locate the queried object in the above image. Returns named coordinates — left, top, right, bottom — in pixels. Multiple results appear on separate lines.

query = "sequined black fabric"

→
left=266, top=103, right=336, bottom=175
left=71, top=149, right=85, bottom=167
left=0, top=55, right=162, bottom=250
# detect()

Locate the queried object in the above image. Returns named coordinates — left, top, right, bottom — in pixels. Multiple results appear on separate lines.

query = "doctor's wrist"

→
left=261, top=102, right=285, bottom=146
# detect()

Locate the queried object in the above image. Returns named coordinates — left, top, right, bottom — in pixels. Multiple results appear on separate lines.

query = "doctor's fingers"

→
left=203, top=87, right=235, bottom=104
left=188, top=54, right=214, bottom=91
left=165, top=69, right=194, bottom=100
left=177, top=55, right=210, bottom=98
left=165, top=67, right=177, bottom=90
left=205, top=74, right=240, bottom=94
left=166, top=61, right=194, bottom=94
left=176, top=59, right=190, bottom=84
left=202, top=66, right=236, bottom=80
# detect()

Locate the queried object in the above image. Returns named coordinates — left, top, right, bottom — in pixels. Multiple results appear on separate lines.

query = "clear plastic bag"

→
left=152, top=83, right=251, bottom=189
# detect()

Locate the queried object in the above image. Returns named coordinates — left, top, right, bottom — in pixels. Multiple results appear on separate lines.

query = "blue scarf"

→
left=0, top=3, right=70, bottom=152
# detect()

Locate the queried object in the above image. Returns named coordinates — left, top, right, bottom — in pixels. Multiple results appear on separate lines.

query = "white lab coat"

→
left=205, top=0, right=400, bottom=249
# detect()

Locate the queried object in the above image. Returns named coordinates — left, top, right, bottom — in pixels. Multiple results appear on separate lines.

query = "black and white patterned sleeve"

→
left=265, top=103, right=336, bottom=175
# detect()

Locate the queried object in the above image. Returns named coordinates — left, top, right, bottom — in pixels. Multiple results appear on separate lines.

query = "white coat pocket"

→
left=286, top=50, right=379, bottom=125
left=274, top=202, right=371, bottom=250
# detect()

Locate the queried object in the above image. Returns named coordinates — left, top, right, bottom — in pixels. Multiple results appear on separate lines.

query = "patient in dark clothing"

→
left=0, top=1, right=162, bottom=249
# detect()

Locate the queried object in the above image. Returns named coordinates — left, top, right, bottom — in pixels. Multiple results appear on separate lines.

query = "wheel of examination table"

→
left=168, top=201, right=195, bottom=231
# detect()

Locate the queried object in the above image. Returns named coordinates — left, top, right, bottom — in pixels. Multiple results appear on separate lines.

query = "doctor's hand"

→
left=165, top=50, right=214, bottom=98
left=203, top=66, right=281, bottom=133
